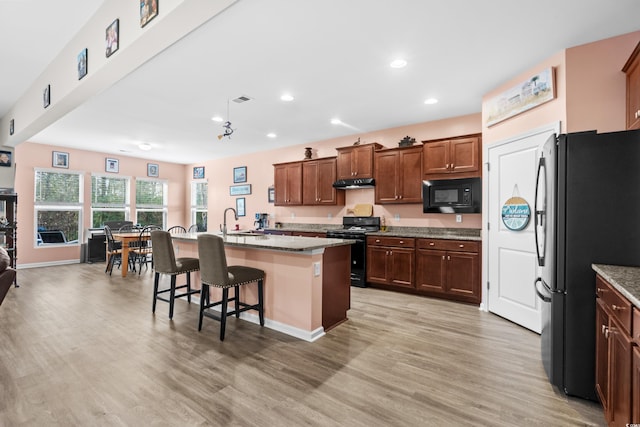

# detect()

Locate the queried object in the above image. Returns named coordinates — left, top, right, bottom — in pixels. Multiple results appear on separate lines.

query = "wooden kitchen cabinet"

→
left=274, top=161, right=302, bottom=206
left=415, top=239, right=480, bottom=304
left=336, top=143, right=382, bottom=180
left=302, top=157, right=344, bottom=206
left=374, top=145, right=422, bottom=204
left=623, top=41, right=640, bottom=130
left=595, top=275, right=635, bottom=426
left=422, top=134, right=481, bottom=180
left=366, top=236, right=415, bottom=289
left=291, top=231, right=326, bottom=237
left=633, top=308, right=640, bottom=423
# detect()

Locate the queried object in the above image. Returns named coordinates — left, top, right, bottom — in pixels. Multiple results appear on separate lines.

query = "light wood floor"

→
left=0, top=263, right=604, bottom=426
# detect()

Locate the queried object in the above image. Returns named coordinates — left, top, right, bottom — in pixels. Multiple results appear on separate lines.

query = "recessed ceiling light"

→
left=280, top=94, right=294, bottom=102
left=139, top=142, right=152, bottom=151
left=390, top=59, right=407, bottom=68
left=211, top=116, right=223, bottom=122
left=424, top=98, right=439, bottom=105
left=330, top=118, right=342, bottom=125
left=267, top=133, right=277, bottom=138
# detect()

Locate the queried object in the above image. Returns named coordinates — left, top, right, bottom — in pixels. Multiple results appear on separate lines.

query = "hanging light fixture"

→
left=217, top=99, right=235, bottom=140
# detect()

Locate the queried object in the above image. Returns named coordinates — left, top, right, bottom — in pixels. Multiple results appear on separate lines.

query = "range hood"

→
left=332, top=178, right=375, bottom=189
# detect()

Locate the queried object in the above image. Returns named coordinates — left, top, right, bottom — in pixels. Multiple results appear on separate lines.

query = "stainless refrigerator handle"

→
left=534, top=277, right=552, bottom=302
left=534, top=156, right=546, bottom=266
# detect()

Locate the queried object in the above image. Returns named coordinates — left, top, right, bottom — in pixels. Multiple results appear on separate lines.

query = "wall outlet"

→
left=328, top=213, right=332, bottom=219
left=394, top=214, right=400, bottom=221
left=456, top=214, right=462, bottom=223
left=313, top=262, right=321, bottom=277
left=291, top=212, right=295, bottom=218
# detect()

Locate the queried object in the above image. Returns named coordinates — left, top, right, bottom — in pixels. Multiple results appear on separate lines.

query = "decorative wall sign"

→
left=229, top=184, right=251, bottom=196
left=268, top=186, right=275, bottom=203
left=140, top=0, right=158, bottom=28
left=53, top=151, right=69, bottom=169
left=193, top=166, right=205, bottom=179
left=501, top=196, right=531, bottom=231
left=105, top=158, right=119, bottom=173
left=77, top=48, right=88, bottom=80
left=236, top=197, right=246, bottom=217
left=233, top=166, right=247, bottom=183
left=43, top=84, right=51, bottom=108
left=0, top=151, right=11, bottom=167
left=9, top=119, right=14, bottom=136
left=485, top=67, right=555, bottom=127
left=147, top=163, right=159, bottom=177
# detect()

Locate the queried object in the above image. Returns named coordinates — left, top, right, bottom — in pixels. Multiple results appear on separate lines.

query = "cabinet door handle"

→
left=429, top=242, right=435, bottom=246
left=458, top=244, right=464, bottom=248
left=451, top=163, right=454, bottom=169
left=399, top=240, right=404, bottom=244
left=601, top=324, right=607, bottom=335
left=375, top=239, right=381, bottom=243
left=604, top=327, right=610, bottom=339
left=611, top=304, right=626, bottom=311
left=442, top=255, right=445, bottom=260
left=447, top=255, right=450, bottom=261
left=445, top=163, right=450, bottom=169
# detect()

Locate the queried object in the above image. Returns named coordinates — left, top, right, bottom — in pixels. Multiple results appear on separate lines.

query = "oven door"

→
left=326, top=231, right=367, bottom=287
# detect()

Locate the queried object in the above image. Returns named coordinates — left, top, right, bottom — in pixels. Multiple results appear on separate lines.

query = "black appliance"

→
left=422, top=177, right=481, bottom=213
left=332, top=178, right=375, bottom=189
left=534, top=129, right=640, bottom=401
left=326, top=216, right=380, bottom=287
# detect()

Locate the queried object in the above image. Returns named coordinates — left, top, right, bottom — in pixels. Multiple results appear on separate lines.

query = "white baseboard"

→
left=17, top=259, right=81, bottom=269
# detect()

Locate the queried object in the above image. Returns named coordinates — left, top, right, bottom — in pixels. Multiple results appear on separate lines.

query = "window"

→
left=34, top=170, right=83, bottom=246
left=136, top=178, right=167, bottom=227
left=191, top=180, right=208, bottom=231
left=91, top=175, right=130, bottom=227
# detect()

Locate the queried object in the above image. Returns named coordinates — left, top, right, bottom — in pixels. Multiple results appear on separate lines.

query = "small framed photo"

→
left=77, top=48, right=88, bottom=80
left=233, top=166, right=247, bottom=183
left=43, top=84, right=51, bottom=108
left=193, top=166, right=205, bottom=179
left=268, top=186, right=275, bottom=203
left=140, top=0, right=158, bottom=28
left=105, top=19, right=119, bottom=58
left=236, top=197, right=246, bottom=217
left=106, top=158, right=119, bottom=173
left=229, top=184, right=251, bottom=196
left=53, top=151, right=69, bottom=169
left=0, top=151, right=11, bottom=167
left=147, top=163, right=159, bottom=177
left=9, top=119, right=14, bottom=136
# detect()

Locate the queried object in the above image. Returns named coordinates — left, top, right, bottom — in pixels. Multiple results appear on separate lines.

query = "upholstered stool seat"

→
left=150, top=230, right=200, bottom=319
left=197, top=234, right=265, bottom=340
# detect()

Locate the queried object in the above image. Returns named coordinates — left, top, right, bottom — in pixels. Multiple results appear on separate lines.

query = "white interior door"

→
left=486, top=124, right=558, bottom=333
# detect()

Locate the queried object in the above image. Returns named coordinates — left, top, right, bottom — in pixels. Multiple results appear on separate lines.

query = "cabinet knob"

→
left=459, top=244, right=464, bottom=248
left=429, top=242, right=435, bottom=246
left=442, top=255, right=445, bottom=260
left=375, top=239, right=381, bottom=243
left=604, top=327, right=610, bottom=339
left=447, top=255, right=451, bottom=261
left=446, top=163, right=450, bottom=169
left=399, top=240, right=404, bottom=244
left=601, top=324, right=607, bottom=335
left=611, top=304, right=625, bottom=311
left=451, top=163, right=455, bottom=169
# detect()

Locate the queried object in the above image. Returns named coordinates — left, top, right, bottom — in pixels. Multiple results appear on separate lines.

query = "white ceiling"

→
left=2, top=0, right=640, bottom=164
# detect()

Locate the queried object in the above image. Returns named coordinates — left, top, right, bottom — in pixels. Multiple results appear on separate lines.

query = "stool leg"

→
left=186, top=273, right=192, bottom=304
left=169, top=276, right=176, bottom=319
left=152, top=272, right=160, bottom=313
left=220, top=288, right=229, bottom=341
left=258, top=279, right=264, bottom=327
left=234, top=286, right=240, bottom=318
left=198, top=285, right=208, bottom=331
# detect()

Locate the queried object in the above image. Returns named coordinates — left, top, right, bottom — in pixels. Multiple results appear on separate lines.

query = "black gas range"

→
left=326, top=217, right=380, bottom=287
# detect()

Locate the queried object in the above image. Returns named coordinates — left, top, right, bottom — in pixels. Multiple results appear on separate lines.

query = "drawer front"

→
left=367, top=236, right=415, bottom=248
left=634, top=308, right=640, bottom=345
left=597, top=275, right=633, bottom=335
left=417, top=239, right=479, bottom=253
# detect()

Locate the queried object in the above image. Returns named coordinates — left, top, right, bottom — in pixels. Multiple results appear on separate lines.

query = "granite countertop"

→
left=592, top=264, right=640, bottom=308
left=171, top=232, right=354, bottom=253
left=266, top=223, right=482, bottom=241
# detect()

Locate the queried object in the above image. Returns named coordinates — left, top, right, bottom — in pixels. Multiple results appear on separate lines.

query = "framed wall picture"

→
left=233, top=166, right=247, bottom=183
left=236, top=197, right=246, bottom=217
left=140, top=0, right=158, bottom=28
left=0, top=151, right=11, bottom=167
left=229, top=184, right=251, bottom=196
left=77, top=48, right=88, bottom=80
left=268, top=186, right=275, bottom=203
left=105, top=158, right=119, bottom=173
left=9, top=119, right=14, bottom=136
left=43, top=84, right=50, bottom=108
left=53, top=151, right=69, bottom=169
left=193, top=166, right=205, bottom=179
left=105, top=19, right=119, bottom=58
left=147, top=163, right=159, bottom=177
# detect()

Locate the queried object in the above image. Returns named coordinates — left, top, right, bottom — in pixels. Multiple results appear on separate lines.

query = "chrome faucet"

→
left=221, top=207, right=238, bottom=238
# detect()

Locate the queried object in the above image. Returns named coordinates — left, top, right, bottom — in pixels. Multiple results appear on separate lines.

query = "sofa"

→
left=0, top=246, right=15, bottom=307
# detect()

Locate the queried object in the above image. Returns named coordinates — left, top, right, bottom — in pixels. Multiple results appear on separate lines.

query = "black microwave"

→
left=422, top=177, right=482, bottom=213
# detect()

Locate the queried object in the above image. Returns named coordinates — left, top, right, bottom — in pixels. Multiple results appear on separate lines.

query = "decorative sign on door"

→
left=501, top=185, right=531, bottom=231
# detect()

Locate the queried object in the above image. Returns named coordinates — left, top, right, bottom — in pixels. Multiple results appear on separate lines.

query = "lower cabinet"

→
left=415, top=239, right=480, bottom=304
left=633, top=309, right=640, bottom=423
left=595, top=274, right=636, bottom=426
left=366, top=236, right=415, bottom=288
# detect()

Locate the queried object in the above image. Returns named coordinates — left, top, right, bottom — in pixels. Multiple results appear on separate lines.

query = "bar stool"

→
left=150, top=230, right=200, bottom=319
left=197, top=234, right=265, bottom=340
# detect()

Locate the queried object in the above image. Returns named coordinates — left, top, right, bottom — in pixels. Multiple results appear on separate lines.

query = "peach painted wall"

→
left=15, top=142, right=187, bottom=266
left=565, top=31, right=640, bottom=133
left=196, top=113, right=483, bottom=232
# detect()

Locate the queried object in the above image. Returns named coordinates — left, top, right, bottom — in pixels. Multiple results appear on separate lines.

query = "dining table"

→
left=111, top=231, right=151, bottom=277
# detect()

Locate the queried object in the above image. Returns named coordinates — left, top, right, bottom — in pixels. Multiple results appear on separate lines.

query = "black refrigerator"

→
left=534, top=129, right=640, bottom=401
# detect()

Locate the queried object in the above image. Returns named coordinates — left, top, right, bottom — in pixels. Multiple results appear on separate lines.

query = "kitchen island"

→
left=171, top=232, right=354, bottom=341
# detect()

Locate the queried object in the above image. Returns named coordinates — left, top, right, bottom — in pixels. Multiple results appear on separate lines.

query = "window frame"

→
left=135, top=177, right=168, bottom=228
left=90, top=173, right=131, bottom=228
left=191, top=179, right=208, bottom=231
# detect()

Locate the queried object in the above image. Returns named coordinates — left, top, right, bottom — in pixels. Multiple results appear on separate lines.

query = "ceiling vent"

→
left=232, top=95, right=252, bottom=103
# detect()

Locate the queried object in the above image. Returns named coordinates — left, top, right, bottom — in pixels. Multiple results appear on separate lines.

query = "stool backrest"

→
left=150, top=230, right=178, bottom=274
left=197, top=234, right=230, bottom=287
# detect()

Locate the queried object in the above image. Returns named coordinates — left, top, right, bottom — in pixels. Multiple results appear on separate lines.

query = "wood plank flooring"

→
left=0, top=263, right=604, bottom=426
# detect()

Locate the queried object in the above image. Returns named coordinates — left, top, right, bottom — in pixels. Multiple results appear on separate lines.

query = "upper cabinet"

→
left=623, top=41, right=640, bottom=130
left=302, top=157, right=344, bottom=206
left=374, top=145, right=422, bottom=204
left=336, top=143, right=383, bottom=180
left=422, top=134, right=481, bottom=180
left=274, top=161, right=302, bottom=206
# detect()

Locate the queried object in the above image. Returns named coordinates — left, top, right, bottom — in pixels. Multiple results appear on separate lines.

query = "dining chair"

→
left=132, top=225, right=162, bottom=274
left=167, top=225, right=187, bottom=234
left=197, top=234, right=265, bottom=340
left=150, top=230, right=200, bottom=319
left=104, top=225, right=126, bottom=275
left=187, top=224, right=199, bottom=233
